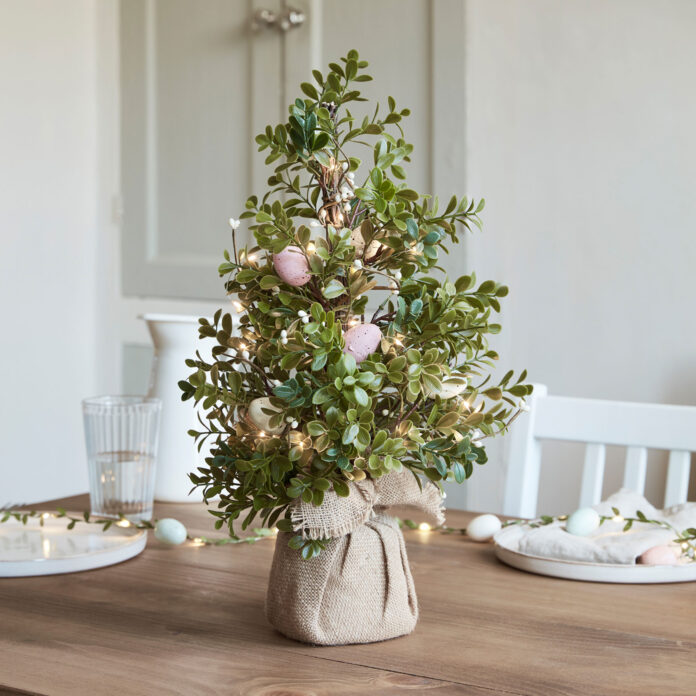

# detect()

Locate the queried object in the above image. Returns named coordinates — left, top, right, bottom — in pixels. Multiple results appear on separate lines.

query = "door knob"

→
left=252, top=6, right=305, bottom=32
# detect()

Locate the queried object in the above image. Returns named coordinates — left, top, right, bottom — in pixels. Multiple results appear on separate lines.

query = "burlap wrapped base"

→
left=266, top=513, right=417, bottom=645
left=265, top=470, right=444, bottom=646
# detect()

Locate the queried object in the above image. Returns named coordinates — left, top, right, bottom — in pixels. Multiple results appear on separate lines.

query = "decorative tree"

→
left=180, top=50, right=531, bottom=561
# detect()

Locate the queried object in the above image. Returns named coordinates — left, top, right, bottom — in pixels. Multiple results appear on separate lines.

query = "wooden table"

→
left=0, top=496, right=694, bottom=695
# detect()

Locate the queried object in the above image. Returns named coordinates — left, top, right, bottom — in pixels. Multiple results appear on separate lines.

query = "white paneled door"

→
left=119, top=0, right=466, bottom=301
left=116, top=0, right=468, bottom=507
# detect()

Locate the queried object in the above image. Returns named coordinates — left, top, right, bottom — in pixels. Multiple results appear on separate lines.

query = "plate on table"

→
left=0, top=514, right=146, bottom=577
left=494, top=524, right=696, bottom=584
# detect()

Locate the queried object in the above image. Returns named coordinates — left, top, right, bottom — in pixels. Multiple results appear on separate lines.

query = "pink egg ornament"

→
left=343, top=323, right=381, bottom=364
left=272, top=247, right=311, bottom=287
left=637, top=545, right=681, bottom=566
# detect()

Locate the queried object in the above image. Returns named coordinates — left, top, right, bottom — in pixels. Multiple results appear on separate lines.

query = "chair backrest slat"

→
left=579, top=444, right=606, bottom=507
left=534, top=397, right=696, bottom=451
left=623, top=446, right=648, bottom=494
left=503, top=385, right=696, bottom=518
left=664, top=450, right=691, bottom=507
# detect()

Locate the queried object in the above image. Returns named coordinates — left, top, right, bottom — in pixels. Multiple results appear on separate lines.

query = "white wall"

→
left=2, top=0, right=694, bottom=512
left=0, top=0, right=99, bottom=504
left=464, top=0, right=696, bottom=514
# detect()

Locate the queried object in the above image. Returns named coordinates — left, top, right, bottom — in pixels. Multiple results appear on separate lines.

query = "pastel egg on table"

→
left=638, top=545, right=681, bottom=566
left=466, top=513, right=502, bottom=542
left=565, top=507, right=601, bottom=536
left=272, top=247, right=311, bottom=287
left=154, top=518, right=187, bottom=546
left=344, top=323, right=381, bottom=363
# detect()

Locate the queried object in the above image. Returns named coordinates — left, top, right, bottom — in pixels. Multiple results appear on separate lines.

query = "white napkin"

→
left=511, top=489, right=695, bottom=564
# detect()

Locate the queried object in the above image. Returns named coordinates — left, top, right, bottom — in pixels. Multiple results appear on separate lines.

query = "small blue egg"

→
left=154, top=518, right=187, bottom=545
left=565, top=507, right=600, bottom=536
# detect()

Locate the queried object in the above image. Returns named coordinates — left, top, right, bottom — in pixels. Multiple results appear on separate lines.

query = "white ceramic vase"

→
left=142, top=314, right=207, bottom=502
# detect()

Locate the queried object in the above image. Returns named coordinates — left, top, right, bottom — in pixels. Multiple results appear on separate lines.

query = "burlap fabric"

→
left=265, top=470, right=444, bottom=645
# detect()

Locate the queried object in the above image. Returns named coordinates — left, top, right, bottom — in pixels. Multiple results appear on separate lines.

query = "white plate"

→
left=494, top=524, right=696, bottom=584
left=0, top=514, right=146, bottom=577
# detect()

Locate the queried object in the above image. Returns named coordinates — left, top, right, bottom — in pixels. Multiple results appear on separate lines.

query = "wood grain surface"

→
left=0, top=495, right=694, bottom=696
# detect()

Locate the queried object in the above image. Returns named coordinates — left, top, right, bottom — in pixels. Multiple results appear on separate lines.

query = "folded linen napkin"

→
left=509, top=489, right=695, bottom=564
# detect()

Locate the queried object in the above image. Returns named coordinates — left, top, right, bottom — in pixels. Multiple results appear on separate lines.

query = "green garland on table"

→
left=0, top=508, right=276, bottom=548
left=2, top=507, right=694, bottom=559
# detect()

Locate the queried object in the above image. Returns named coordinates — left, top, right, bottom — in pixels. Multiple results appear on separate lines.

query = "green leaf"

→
left=322, top=279, right=345, bottom=299
left=353, top=386, right=369, bottom=407
left=333, top=480, right=350, bottom=497
left=300, top=82, right=319, bottom=99
left=342, top=423, right=360, bottom=445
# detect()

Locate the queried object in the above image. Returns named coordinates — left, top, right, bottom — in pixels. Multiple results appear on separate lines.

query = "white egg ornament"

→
left=246, top=397, right=284, bottom=435
left=154, top=518, right=187, bottom=546
left=565, top=507, right=601, bottom=536
left=466, top=513, right=502, bottom=542
left=343, top=323, right=381, bottom=364
left=425, top=376, right=468, bottom=400
left=272, top=247, right=311, bottom=287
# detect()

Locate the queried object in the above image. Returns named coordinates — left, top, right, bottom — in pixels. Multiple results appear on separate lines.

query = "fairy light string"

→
left=3, top=507, right=693, bottom=559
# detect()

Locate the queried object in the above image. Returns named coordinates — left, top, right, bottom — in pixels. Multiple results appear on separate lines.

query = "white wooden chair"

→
left=503, top=384, right=696, bottom=518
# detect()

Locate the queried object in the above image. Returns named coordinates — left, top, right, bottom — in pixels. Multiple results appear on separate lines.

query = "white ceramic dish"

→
left=494, top=524, right=696, bottom=584
left=0, top=514, right=146, bottom=577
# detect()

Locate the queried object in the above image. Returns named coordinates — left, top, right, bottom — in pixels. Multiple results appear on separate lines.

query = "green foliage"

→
left=181, top=50, right=533, bottom=544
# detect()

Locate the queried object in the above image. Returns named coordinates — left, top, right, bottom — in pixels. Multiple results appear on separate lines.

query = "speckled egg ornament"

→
left=343, top=323, right=381, bottom=363
left=350, top=227, right=381, bottom=260
left=273, top=247, right=311, bottom=287
left=246, top=397, right=284, bottom=435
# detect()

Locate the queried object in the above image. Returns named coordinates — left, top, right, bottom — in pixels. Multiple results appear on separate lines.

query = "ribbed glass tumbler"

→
left=82, top=396, right=162, bottom=521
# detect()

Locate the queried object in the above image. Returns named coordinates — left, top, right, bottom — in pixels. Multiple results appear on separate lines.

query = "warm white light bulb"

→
left=116, top=519, right=131, bottom=528
left=418, top=522, right=431, bottom=532
left=307, top=242, right=316, bottom=253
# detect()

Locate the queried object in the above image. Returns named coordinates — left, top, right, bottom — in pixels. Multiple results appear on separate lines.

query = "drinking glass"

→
left=82, top=396, right=162, bottom=521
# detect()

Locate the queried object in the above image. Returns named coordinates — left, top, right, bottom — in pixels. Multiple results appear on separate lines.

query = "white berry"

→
left=285, top=416, right=293, bottom=423
left=301, top=316, right=309, bottom=324
left=291, top=420, right=298, bottom=428
left=280, top=338, right=288, bottom=345
left=298, top=310, right=307, bottom=317
left=382, top=409, right=389, bottom=416
left=280, top=329, right=287, bottom=338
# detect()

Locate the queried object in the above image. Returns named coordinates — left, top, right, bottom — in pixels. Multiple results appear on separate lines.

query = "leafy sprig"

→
left=180, top=50, right=532, bottom=551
